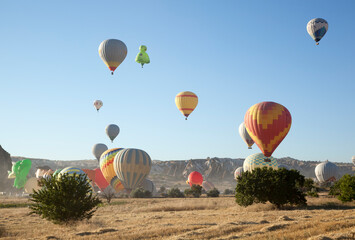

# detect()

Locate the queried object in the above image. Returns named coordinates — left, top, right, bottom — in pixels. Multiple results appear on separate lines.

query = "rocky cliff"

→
left=0, top=146, right=13, bottom=191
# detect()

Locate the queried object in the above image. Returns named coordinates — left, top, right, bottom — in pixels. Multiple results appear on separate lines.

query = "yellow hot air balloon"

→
left=100, top=148, right=125, bottom=193
left=98, top=39, right=127, bottom=75
left=175, top=91, right=198, bottom=120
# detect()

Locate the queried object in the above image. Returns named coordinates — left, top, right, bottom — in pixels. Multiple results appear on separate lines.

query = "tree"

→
left=131, top=187, right=152, bottom=198
left=329, top=174, right=355, bottom=202
left=100, top=187, right=115, bottom=203
left=184, top=185, right=202, bottom=198
left=167, top=187, right=184, bottom=198
left=29, top=173, right=101, bottom=224
left=207, top=188, right=220, bottom=197
left=235, top=167, right=307, bottom=209
left=158, top=186, right=166, bottom=193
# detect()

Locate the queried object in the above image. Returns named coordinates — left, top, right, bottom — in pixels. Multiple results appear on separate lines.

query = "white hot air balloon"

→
left=239, top=122, right=254, bottom=149
left=307, top=18, right=328, bottom=45
left=105, top=124, right=120, bottom=142
left=94, top=100, right=103, bottom=112
left=98, top=39, right=128, bottom=75
left=315, top=160, right=338, bottom=183
left=352, top=156, right=355, bottom=166
left=234, top=167, right=244, bottom=180
left=92, top=143, right=108, bottom=163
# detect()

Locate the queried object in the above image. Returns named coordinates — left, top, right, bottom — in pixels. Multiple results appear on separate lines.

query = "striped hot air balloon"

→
left=113, top=148, right=152, bottom=193
left=175, top=91, right=198, bottom=120
left=243, top=153, right=278, bottom=172
left=98, top=39, right=127, bottom=75
left=99, top=148, right=125, bottom=193
left=244, top=101, right=292, bottom=157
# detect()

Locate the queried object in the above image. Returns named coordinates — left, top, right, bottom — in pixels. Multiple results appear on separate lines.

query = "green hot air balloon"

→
left=135, top=45, right=150, bottom=68
left=8, top=159, right=32, bottom=189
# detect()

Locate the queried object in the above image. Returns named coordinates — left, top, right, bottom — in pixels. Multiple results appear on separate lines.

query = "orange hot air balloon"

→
left=175, top=91, right=198, bottom=120
left=244, top=101, right=292, bottom=157
left=188, top=171, right=203, bottom=187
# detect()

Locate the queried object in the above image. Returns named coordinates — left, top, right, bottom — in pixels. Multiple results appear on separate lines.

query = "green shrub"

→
left=158, top=186, right=166, bottom=193
left=207, top=188, right=220, bottom=197
left=184, top=185, right=202, bottom=198
left=235, top=167, right=307, bottom=209
left=307, top=191, right=319, bottom=197
left=167, top=187, right=184, bottom=198
left=131, top=187, right=152, bottom=198
left=329, top=174, right=355, bottom=202
left=29, top=173, right=101, bottom=224
left=223, top=189, right=234, bottom=195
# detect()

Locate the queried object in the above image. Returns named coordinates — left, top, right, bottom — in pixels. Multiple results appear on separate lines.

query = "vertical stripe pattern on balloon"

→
left=99, top=148, right=124, bottom=192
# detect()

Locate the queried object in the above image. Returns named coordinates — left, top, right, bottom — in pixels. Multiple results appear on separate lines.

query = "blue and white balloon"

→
left=307, top=18, right=328, bottom=45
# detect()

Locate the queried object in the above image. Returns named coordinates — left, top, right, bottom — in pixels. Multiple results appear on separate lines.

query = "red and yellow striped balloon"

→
left=244, top=102, right=292, bottom=157
left=175, top=91, right=198, bottom=120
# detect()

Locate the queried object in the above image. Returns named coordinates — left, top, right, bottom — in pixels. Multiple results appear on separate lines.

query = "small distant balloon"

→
left=94, top=100, right=103, bottom=112
left=239, top=122, right=254, bottom=149
left=352, top=156, right=355, bottom=166
left=187, top=171, right=203, bottom=187
left=135, top=45, right=150, bottom=68
left=106, top=124, right=120, bottom=142
left=175, top=91, right=198, bottom=120
left=234, top=167, right=244, bottom=180
left=307, top=18, right=328, bottom=45
left=92, top=143, right=108, bottom=163
left=98, top=39, right=127, bottom=75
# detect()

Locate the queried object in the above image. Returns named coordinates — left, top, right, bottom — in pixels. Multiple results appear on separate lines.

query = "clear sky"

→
left=0, top=1, right=354, bottom=163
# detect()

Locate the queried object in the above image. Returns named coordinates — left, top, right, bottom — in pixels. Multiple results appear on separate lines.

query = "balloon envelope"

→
left=352, top=156, right=355, bottom=166
left=94, top=100, right=103, bottom=111
left=243, top=153, right=278, bottom=172
left=234, top=167, right=244, bottom=180
left=100, top=148, right=125, bottom=193
left=175, top=91, right=198, bottom=119
left=139, top=178, right=156, bottom=196
left=8, top=159, right=32, bottom=189
left=114, top=148, right=152, bottom=192
left=244, top=101, right=292, bottom=157
left=94, top=168, right=109, bottom=190
left=58, top=167, right=93, bottom=190
left=315, top=160, right=338, bottom=183
left=92, top=143, right=108, bottom=162
left=106, top=124, right=120, bottom=142
left=24, top=177, right=41, bottom=194
left=239, top=122, right=254, bottom=149
left=135, top=45, right=150, bottom=68
left=98, top=39, right=127, bottom=74
left=188, top=171, right=203, bottom=187
left=307, top=18, right=328, bottom=44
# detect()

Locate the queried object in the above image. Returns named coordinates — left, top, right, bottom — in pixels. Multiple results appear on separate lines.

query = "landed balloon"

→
left=202, top=181, right=215, bottom=191
left=43, top=169, right=54, bottom=180
left=100, top=148, right=125, bottom=192
left=58, top=167, right=94, bottom=191
left=352, top=156, right=355, bottom=166
left=106, top=124, right=120, bottom=142
left=307, top=18, right=328, bottom=45
left=188, top=171, right=203, bottom=187
left=8, top=159, right=32, bottom=189
left=24, top=177, right=41, bottom=194
left=239, top=122, right=254, bottom=149
left=234, top=167, right=244, bottom=180
left=139, top=179, right=156, bottom=196
left=92, top=143, right=108, bottom=162
left=98, top=39, right=127, bottom=75
left=94, top=100, right=103, bottom=112
left=175, top=91, right=198, bottom=120
left=52, top=169, right=62, bottom=178
left=114, top=148, right=152, bottom=193
left=243, top=153, right=278, bottom=172
left=315, top=160, right=338, bottom=183
left=244, top=101, right=292, bottom=157
left=135, top=45, right=150, bottom=68
left=93, top=168, right=109, bottom=190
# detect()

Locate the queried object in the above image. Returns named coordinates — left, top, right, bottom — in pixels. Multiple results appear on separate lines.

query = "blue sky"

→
left=0, top=1, right=354, bottom=163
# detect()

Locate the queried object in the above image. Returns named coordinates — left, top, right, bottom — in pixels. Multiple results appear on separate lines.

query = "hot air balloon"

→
left=307, top=18, right=328, bottom=45
left=24, top=177, right=41, bottom=194
left=234, top=167, right=244, bottom=180
left=113, top=148, right=152, bottom=193
left=244, top=101, right=292, bottom=158
left=100, top=148, right=125, bottom=193
left=352, top=156, right=355, bottom=166
left=94, top=168, right=109, bottom=190
left=94, top=100, right=103, bottom=112
left=106, top=124, right=120, bottom=142
left=135, top=45, right=150, bottom=68
left=98, top=39, right=127, bottom=75
left=92, top=143, right=108, bottom=163
left=187, top=171, right=203, bottom=187
left=175, top=91, right=198, bottom=120
left=202, top=180, right=215, bottom=191
left=8, top=159, right=32, bottom=189
left=243, top=153, right=278, bottom=172
left=239, top=122, right=254, bottom=149
left=43, top=169, right=54, bottom=180
left=53, top=169, right=62, bottom=178
left=315, top=160, right=338, bottom=183
left=139, top=179, right=156, bottom=196
left=58, top=167, right=93, bottom=190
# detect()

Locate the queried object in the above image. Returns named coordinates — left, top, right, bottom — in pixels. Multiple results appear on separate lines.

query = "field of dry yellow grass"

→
left=0, top=194, right=354, bottom=240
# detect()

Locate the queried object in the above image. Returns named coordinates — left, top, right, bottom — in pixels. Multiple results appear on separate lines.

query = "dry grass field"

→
left=0, top=194, right=354, bottom=240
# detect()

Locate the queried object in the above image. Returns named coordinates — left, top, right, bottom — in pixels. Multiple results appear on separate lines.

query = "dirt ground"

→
left=0, top=195, right=354, bottom=240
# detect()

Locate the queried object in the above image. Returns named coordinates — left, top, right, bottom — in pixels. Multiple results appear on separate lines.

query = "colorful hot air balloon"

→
left=94, top=100, right=103, bottom=112
left=243, top=153, right=278, bottom=172
left=8, top=159, right=32, bottom=189
left=106, top=124, right=120, bottom=142
left=92, top=143, right=108, bottom=163
left=244, top=101, right=292, bottom=157
left=98, top=39, right=127, bottom=75
left=234, top=167, right=244, bottom=180
left=315, top=160, right=338, bottom=183
left=239, top=122, right=254, bottom=149
left=100, top=148, right=125, bottom=192
left=187, top=171, right=203, bottom=187
left=307, top=18, right=328, bottom=45
left=135, top=45, right=150, bottom=68
left=175, top=91, right=198, bottom=120
left=58, top=167, right=93, bottom=190
left=93, top=168, right=109, bottom=190
left=113, top=148, right=152, bottom=193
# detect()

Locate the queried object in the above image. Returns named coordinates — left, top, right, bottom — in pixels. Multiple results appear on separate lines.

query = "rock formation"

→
left=0, top=145, right=13, bottom=191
